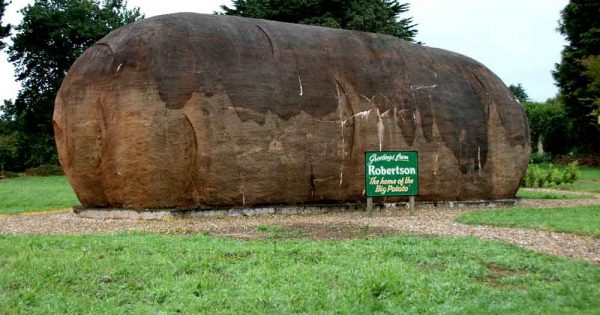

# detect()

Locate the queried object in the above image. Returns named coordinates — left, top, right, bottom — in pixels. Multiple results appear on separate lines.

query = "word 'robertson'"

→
left=368, top=165, right=417, bottom=176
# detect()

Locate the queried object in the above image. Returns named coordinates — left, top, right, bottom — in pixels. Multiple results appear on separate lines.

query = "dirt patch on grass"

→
left=485, top=263, right=522, bottom=278
left=474, top=263, right=529, bottom=291
left=274, top=223, right=398, bottom=240
left=418, top=262, right=444, bottom=271
left=160, top=222, right=398, bottom=240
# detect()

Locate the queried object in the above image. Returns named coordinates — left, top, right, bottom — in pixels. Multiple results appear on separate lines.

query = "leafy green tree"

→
left=0, top=102, right=18, bottom=169
left=1, top=0, right=142, bottom=170
left=553, top=0, right=600, bottom=153
left=0, top=132, right=18, bottom=172
left=0, top=102, right=18, bottom=172
left=220, top=0, right=418, bottom=41
left=0, top=0, right=10, bottom=50
left=508, top=83, right=529, bottom=103
left=581, top=55, right=600, bottom=117
left=524, top=98, right=573, bottom=156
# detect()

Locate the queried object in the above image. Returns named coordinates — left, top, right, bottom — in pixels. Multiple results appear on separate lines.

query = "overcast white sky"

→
left=0, top=0, right=567, bottom=103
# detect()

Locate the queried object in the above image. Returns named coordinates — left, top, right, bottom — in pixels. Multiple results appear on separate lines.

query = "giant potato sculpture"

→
left=53, top=13, right=530, bottom=209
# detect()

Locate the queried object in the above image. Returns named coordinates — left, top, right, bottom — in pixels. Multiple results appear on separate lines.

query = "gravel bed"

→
left=0, top=197, right=599, bottom=263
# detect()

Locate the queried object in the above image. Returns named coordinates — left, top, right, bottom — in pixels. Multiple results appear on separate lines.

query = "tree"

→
left=581, top=55, right=600, bottom=118
left=0, top=100, right=18, bottom=171
left=553, top=0, right=600, bottom=153
left=0, top=0, right=10, bottom=50
left=524, top=98, right=573, bottom=156
left=1, top=0, right=142, bottom=170
left=0, top=132, right=18, bottom=172
left=508, top=83, right=529, bottom=103
left=220, top=0, right=418, bottom=41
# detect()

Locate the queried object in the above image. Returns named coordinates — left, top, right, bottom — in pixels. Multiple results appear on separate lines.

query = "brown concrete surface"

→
left=54, top=13, right=530, bottom=209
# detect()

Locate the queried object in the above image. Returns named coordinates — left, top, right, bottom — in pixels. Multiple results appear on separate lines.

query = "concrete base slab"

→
left=74, top=199, right=517, bottom=220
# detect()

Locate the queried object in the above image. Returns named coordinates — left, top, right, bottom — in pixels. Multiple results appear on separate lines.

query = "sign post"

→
left=367, top=197, right=373, bottom=217
left=365, top=151, right=419, bottom=215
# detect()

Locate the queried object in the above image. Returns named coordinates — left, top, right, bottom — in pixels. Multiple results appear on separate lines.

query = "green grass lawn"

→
left=516, top=188, right=596, bottom=199
left=577, top=165, right=600, bottom=181
left=0, top=233, right=598, bottom=314
left=457, top=205, right=600, bottom=237
left=557, top=180, right=600, bottom=193
left=536, top=164, right=600, bottom=181
left=536, top=164, right=600, bottom=193
left=1, top=165, right=597, bottom=215
left=0, top=176, right=79, bottom=214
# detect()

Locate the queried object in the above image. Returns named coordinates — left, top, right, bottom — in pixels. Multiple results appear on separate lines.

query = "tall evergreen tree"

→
left=581, top=55, right=600, bottom=114
left=553, top=0, right=600, bottom=153
left=0, top=0, right=10, bottom=50
left=220, top=0, right=418, bottom=41
left=1, top=1, right=16, bottom=171
left=508, top=83, right=529, bottom=103
left=1, top=0, right=142, bottom=170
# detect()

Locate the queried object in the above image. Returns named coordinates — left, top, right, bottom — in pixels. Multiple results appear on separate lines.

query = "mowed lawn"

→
left=543, top=164, right=600, bottom=193
left=516, top=188, right=596, bottom=199
left=0, top=233, right=599, bottom=314
left=0, top=165, right=597, bottom=214
left=1, top=169, right=599, bottom=313
left=457, top=205, right=600, bottom=237
left=0, top=176, right=79, bottom=215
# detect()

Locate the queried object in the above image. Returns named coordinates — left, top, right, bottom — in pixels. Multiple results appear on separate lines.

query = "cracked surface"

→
left=54, top=13, right=529, bottom=209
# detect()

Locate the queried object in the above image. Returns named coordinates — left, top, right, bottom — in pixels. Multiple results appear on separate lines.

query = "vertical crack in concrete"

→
left=362, top=94, right=384, bottom=151
left=310, top=166, right=315, bottom=201
left=335, top=81, right=344, bottom=186
left=239, top=170, right=246, bottom=205
left=298, top=74, right=303, bottom=96
left=182, top=112, right=200, bottom=203
left=93, top=96, right=109, bottom=205
left=256, top=24, right=275, bottom=57
left=477, top=146, right=482, bottom=176
left=335, top=79, right=353, bottom=186
left=376, top=107, right=384, bottom=151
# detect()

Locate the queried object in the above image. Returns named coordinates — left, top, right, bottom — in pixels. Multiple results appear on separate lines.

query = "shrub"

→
left=562, top=161, right=579, bottom=184
left=521, top=162, right=580, bottom=188
left=530, top=152, right=552, bottom=164
left=24, top=164, right=64, bottom=176
left=536, top=168, right=547, bottom=187
left=1, top=171, right=20, bottom=178
left=524, top=100, right=573, bottom=156
left=550, top=168, right=563, bottom=185
left=523, top=164, right=541, bottom=187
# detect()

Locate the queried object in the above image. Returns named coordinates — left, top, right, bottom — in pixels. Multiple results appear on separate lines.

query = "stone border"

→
left=74, top=199, right=517, bottom=220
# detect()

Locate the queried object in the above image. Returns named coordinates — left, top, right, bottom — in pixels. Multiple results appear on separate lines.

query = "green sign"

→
left=365, top=151, right=419, bottom=197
